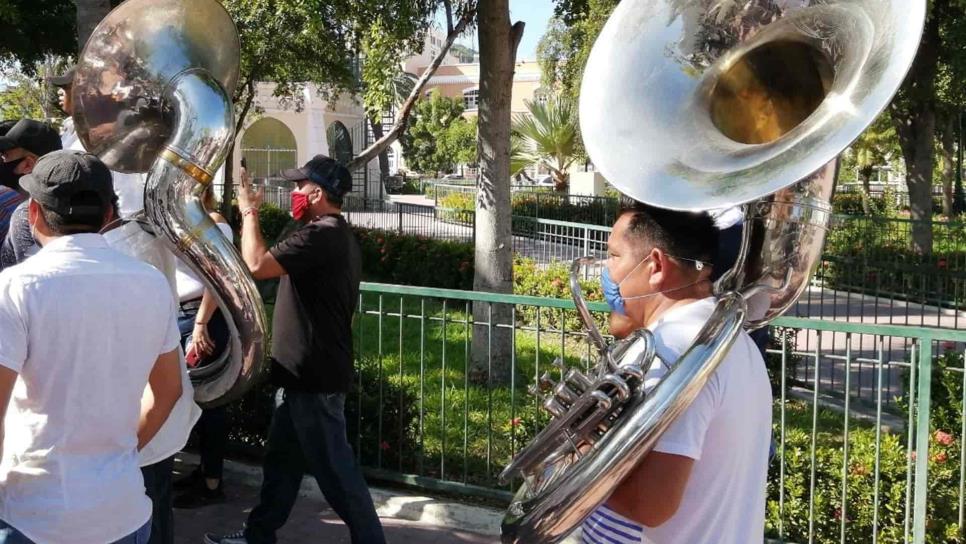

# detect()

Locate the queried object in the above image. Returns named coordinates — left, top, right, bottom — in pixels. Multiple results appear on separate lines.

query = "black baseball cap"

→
left=280, top=154, right=352, bottom=197
left=20, top=150, right=115, bottom=216
left=0, top=120, right=18, bottom=137
left=48, top=66, right=75, bottom=88
left=0, top=120, right=62, bottom=156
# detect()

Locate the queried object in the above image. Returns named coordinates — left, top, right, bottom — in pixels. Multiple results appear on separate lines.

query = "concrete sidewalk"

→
left=172, top=453, right=503, bottom=543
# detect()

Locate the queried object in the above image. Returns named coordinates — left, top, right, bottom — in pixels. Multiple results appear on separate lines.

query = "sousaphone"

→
left=500, top=0, right=926, bottom=541
left=72, top=0, right=269, bottom=407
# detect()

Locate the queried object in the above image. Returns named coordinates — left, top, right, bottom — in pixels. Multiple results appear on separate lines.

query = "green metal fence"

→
left=351, top=282, right=966, bottom=543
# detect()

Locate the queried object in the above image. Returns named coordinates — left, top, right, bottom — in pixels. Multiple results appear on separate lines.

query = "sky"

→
left=449, top=1, right=556, bottom=61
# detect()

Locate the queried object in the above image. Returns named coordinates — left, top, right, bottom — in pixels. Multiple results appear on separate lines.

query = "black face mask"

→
left=0, top=158, right=25, bottom=190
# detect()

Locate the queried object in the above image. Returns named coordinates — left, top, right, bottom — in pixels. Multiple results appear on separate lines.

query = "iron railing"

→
left=350, top=282, right=966, bottom=544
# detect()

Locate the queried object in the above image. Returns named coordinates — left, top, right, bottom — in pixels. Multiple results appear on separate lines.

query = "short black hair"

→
left=40, top=191, right=109, bottom=235
left=321, top=185, right=344, bottom=208
left=618, top=197, right=718, bottom=266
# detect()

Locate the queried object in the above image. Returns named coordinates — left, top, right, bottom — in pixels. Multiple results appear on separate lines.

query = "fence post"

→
left=583, top=226, right=590, bottom=257
left=397, top=204, right=403, bottom=234
left=911, top=338, right=933, bottom=544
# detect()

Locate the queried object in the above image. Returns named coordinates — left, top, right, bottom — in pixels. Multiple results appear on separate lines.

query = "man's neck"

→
left=640, top=283, right=713, bottom=328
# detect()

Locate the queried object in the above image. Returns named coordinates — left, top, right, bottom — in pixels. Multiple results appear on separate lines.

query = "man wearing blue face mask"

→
left=582, top=200, right=771, bottom=544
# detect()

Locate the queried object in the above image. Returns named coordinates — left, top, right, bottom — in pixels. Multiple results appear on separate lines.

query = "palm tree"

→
left=512, top=95, right=579, bottom=192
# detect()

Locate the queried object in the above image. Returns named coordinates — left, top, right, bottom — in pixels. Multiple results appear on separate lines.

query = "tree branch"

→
left=347, top=5, right=477, bottom=172
left=443, top=0, right=454, bottom=34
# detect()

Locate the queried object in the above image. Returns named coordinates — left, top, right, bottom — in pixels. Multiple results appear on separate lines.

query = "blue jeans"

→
left=141, top=456, right=174, bottom=544
left=0, top=519, right=151, bottom=543
left=245, top=389, right=386, bottom=544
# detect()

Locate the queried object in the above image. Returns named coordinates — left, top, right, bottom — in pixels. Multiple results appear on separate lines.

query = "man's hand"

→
left=237, top=167, right=264, bottom=211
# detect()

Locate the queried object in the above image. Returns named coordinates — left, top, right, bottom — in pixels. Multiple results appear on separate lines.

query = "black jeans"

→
left=245, top=389, right=386, bottom=544
left=141, top=456, right=174, bottom=544
left=198, top=405, right=228, bottom=481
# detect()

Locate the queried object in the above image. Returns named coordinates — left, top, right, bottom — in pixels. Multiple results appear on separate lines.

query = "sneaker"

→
left=203, top=529, right=247, bottom=544
left=173, top=482, right=226, bottom=509
left=173, top=467, right=203, bottom=490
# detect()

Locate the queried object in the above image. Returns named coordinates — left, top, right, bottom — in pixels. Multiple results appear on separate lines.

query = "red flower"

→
left=509, top=417, right=522, bottom=427
left=380, top=441, right=390, bottom=451
left=377, top=238, right=384, bottom=244
left=933, top=452, right=949, bottom=464
left=935, top=430, right=955, bottom=446
left=942, top=341, right=958, bottom=350
left=380, top=247, right=386, bottom=254
left=909, top=451, right=917, bottom=462
left=938, top=258, right=948, bottom=270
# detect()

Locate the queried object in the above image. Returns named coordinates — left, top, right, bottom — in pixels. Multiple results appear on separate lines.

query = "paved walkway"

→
left=173, top=455, right=500, bottom=544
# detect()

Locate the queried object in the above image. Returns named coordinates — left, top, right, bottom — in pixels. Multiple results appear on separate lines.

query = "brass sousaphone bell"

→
left=72, top=0, right=269, bottom=407
left=500, top=1, right=926, bottom=542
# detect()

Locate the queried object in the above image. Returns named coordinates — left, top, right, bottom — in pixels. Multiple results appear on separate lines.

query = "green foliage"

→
left=537, top=0, right=618, bottom=104
left=0, top=55, right=71, bottom=123
left=345, top=355, right=421, bottom=470
left=439, top=115, right=479, bottom=167
left=512, top=256, right=607, bottom=333
left=400, top=90, right=470, bottom=175
left=820, top=215, right=966, bottom=307
left=511, top=95, right=580, bottom=191
left=354, top=227, right=475, bottom=289
left=435, top=189, right=619, bottom=227
left=0, top=0, right=79, bottom=67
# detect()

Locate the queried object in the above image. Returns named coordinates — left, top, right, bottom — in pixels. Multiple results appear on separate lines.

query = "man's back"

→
left=584, top=297, right=771, bottom=544
left=0, top=233, right=180, bottom=544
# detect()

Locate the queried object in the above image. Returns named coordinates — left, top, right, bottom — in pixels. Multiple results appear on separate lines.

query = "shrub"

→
left=433, top=189, right=620, bottom=227
left=345, top=355, right=421, bottom=471
left=353, top=227, right=474, bottom=289
left=512, top=256, right=607, bottom=332
left=768, top=399, right=962, bottom=543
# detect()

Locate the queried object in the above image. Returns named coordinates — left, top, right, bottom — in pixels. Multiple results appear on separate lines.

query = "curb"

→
left=176, top=453, right=505, bottom=537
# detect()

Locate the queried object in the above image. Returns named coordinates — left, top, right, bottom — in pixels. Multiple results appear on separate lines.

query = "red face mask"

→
left=291, top=192, right=310, bottom=220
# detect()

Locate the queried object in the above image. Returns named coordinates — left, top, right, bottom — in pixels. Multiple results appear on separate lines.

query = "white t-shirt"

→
left=582, top=297, right=772, bottom=544
left=175, top=222, right=234, bottom=302
left=0, top=234, right=180, bottom=544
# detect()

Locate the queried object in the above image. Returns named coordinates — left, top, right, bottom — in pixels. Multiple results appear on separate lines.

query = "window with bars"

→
left=463, top=88, right=479, bottom=111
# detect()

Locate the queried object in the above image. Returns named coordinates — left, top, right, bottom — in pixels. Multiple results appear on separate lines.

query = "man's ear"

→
left=16, top=155, right=37, bottom=175
left=27, top=199, right=41, bottom=230
left=647, top=247, right=667, bottom=289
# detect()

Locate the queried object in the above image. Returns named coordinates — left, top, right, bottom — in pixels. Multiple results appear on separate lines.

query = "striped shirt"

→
left=582, top=505, right=647, bottom=544
left=0, top=187, right=26, bottom=244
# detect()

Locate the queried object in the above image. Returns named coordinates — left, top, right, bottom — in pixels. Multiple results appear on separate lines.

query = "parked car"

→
left=535, top=174, right=554, bottom=187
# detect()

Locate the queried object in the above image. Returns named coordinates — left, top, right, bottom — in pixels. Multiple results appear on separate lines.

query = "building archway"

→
left=240, top=117, right=298, bottom=178
left=326, top=121, right=353, bottom=165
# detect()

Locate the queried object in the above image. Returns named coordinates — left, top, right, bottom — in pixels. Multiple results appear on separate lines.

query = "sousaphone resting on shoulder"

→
left=71, top=0, right=269, bottom=408
left=500, top=0, right=926, bottom=542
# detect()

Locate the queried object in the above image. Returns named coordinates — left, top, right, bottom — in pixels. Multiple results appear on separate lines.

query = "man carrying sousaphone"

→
left=581, top=200, right=772, bottom=544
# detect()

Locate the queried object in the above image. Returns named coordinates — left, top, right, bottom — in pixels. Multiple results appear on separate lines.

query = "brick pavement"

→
left=173, top=473, right=497, bottom=544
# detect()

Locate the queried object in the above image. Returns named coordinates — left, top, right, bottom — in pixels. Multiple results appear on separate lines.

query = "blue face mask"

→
left=601, top=255, right=707, bottom=315
left=601, top=257, right=650, bottom=316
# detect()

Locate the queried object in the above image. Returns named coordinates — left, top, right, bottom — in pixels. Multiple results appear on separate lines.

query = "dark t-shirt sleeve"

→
left=270, top=222, right=343, bottom=276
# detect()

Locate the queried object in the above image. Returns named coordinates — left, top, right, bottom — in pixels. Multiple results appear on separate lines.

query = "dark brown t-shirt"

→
left=269, top=214, right=360, bottom=393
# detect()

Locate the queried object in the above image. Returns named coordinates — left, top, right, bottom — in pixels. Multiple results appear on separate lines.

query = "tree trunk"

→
left=940, top=112, right=955, bottom=217
left=73, top=0, right=111, bottom=51
left=859, top=167, right=873, bottom=215
left=890, top=2, right=940, bottom=255
left=470, top=1, right=524, bottom=386
left=369, top=115, right=390, bottom=186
